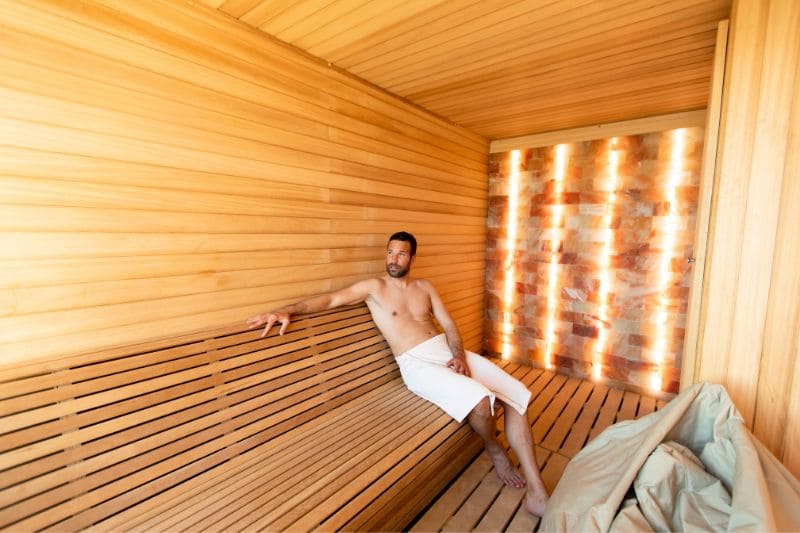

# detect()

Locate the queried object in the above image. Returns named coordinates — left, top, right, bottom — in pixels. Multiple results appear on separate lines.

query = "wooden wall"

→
left=691, top=0, right=800, bottom=476
left=0, top=0, right=488, bottom=368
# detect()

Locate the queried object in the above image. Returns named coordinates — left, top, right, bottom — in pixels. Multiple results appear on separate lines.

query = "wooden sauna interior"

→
left=2, top=0, right=800, bottom=479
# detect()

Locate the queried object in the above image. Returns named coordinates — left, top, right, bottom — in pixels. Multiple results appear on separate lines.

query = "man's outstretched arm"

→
left=247, top=279, right=376, bottom=337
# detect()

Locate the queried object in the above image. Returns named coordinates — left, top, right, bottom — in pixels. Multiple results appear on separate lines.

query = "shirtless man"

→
left=247, top=231, right=549, bottom=516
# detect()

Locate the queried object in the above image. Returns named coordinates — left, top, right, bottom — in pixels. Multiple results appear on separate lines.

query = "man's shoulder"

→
left=412, top=278, right=435, bottom=290
left=355, top=277, right=383, bottom=289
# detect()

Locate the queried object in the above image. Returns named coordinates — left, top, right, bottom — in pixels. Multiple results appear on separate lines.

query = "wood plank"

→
left=409, top=455, right=493, bottom=532
left=441, top=465, right=505, bottom=532
left=755, top=13, right=800, bottom=464
left=540, top=380, right=594, bottom=452
left=2, top=372, right=401, bottom=528
left=638, top=396, right=657, bottom=417
left=527, top=372, right=565, bottom=422
left=589, top=387, right=624, bottom=440
left=532, top=378, right=581, bottom=443
left=228, top=404, right=445, bottom=531
left=375, top=0, right=717, bottom=89
left=10, top=0, right=487, bottom=156
left=422, top=32, right=716, bottom=108
left=473, top=483, right=525, bottom=532
left=93, top=377, right=403, bottom=531
left=723, top=0, right=799, bottom=427
left=616, top=391, right=641, bottom=423
left=54, top=373, right=410, bottom=532
left=137, top=386, right=420, bottom=532
left=559, top=383, right=609, bottom=458
left=0, top=348, right=392, bottom=491
left=285, top=413, right=467, bottom=531
left=167, top=0, right=488, bottom=151
left=334, top=424, right=481, bottom=532
left=696, top=0, right=768, bottom=390
left=5, top=364, right=399, bottom=530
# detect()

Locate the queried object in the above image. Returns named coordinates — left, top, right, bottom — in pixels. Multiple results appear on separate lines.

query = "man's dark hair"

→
left=388, top=231, right=417, bottom=257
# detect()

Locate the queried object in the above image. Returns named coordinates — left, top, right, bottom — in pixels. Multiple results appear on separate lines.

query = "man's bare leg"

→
left=467, top=397, right=525, bottom=489
left=502, top=400, right=549, bottom=516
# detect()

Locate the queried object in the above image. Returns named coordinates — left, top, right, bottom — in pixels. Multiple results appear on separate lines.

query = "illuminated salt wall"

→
left=485, top=128, right=704, bottom=394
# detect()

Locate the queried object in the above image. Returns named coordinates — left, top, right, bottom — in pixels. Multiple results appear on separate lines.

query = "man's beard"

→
left=386, top=263, right=410, bottom=278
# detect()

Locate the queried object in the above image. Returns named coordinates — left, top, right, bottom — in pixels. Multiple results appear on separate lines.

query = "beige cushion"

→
left=540, top=383, right=800, bottom=532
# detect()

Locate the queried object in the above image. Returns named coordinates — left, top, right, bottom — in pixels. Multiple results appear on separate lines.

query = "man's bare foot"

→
left=523, top=490, right=549, bottom=517
left=486, top=446, right=525, bottom=488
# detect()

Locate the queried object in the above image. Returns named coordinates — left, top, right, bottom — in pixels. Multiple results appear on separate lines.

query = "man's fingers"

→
left=446, top=358, right=470, bottom=376
left=261, top=317, right=276, bottom=338
left=278, top=318, right=289, bottom=335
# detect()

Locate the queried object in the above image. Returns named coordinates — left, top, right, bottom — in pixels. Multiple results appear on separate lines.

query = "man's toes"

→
left=497, top=466, right=525, bottom=488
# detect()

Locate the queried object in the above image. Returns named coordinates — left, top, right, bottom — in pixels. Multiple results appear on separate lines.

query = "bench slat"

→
left=140, top=382, right=416, bottom=532
left=89, top=377, right=403, bottom=531
left=37, top=364, right=399, bottom=532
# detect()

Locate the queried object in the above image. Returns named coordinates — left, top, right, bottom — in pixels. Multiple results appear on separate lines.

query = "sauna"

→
left=1, top=0, right=799, bottom=531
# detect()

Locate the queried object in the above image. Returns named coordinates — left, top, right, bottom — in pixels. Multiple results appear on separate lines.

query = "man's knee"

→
left=471, top=396, right=492, bottom=418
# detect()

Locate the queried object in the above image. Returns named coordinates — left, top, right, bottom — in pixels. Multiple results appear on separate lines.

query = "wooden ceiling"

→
left=197, top=0, right=732, bottom=140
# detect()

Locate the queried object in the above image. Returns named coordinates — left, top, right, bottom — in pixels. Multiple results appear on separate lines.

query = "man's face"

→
left=386, top=240, right=414, bottom=278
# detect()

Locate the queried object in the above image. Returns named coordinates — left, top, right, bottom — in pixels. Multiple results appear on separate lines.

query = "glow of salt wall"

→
left=593, top=138, right=620, bottom=380
left=544, top=145, right=568, bottom=369
left=502, top=150, right=521, bottom=359
left=650, top=129, right=686, bottom=391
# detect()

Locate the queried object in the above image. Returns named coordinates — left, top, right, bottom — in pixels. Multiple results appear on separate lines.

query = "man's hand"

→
left=246, top=310, right=291, bottom=337
left=446, top=356, right=471, bottom=377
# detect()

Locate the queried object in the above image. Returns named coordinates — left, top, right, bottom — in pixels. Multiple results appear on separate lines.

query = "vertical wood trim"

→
left=782, top=320, right=800, bottom=477
left=754, top=41, right=800, bottom=461
left=696, top=0, right=768, bottom=393
left=680, top=19, right=728, bottom=391
left=726, top=0, right=800, bottom=425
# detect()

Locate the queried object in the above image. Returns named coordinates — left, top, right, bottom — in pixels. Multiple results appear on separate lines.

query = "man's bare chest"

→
left=370, top=287, right=432, bottom=320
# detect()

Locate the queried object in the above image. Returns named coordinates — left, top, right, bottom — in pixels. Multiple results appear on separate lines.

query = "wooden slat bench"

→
left=0, top=304, right=484, bottom=532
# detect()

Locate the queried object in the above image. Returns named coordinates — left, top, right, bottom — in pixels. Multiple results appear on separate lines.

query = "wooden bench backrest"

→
left=0, top=304, right=395, bottom=531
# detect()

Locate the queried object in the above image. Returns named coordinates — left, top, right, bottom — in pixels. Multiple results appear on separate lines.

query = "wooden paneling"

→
left=693, top=0, right=800, bottom=478
left=202, top=0, right=731, bottom=139
left=0, top=0, right=488, bottom=367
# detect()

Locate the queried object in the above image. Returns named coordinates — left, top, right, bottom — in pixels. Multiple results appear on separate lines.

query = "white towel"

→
left=395, top=334, right=531, bottom=423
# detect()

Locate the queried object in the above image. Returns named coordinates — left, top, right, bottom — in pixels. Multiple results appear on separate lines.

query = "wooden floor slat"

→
left=638, top=395, right=657, bottom=417
left=616, top=391, right=641, bottom=422
left=559, top=382, right=609, bottom=458
left=410, top=360, right=666, bottom=532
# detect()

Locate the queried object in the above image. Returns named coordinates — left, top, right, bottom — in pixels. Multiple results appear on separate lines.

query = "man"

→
left=247, top=231, right=549, bottom=516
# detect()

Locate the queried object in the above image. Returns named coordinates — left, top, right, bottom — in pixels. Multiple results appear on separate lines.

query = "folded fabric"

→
left=540, top=383, right=800, bottom=532
left=633, top=441, right=731, bottom=531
